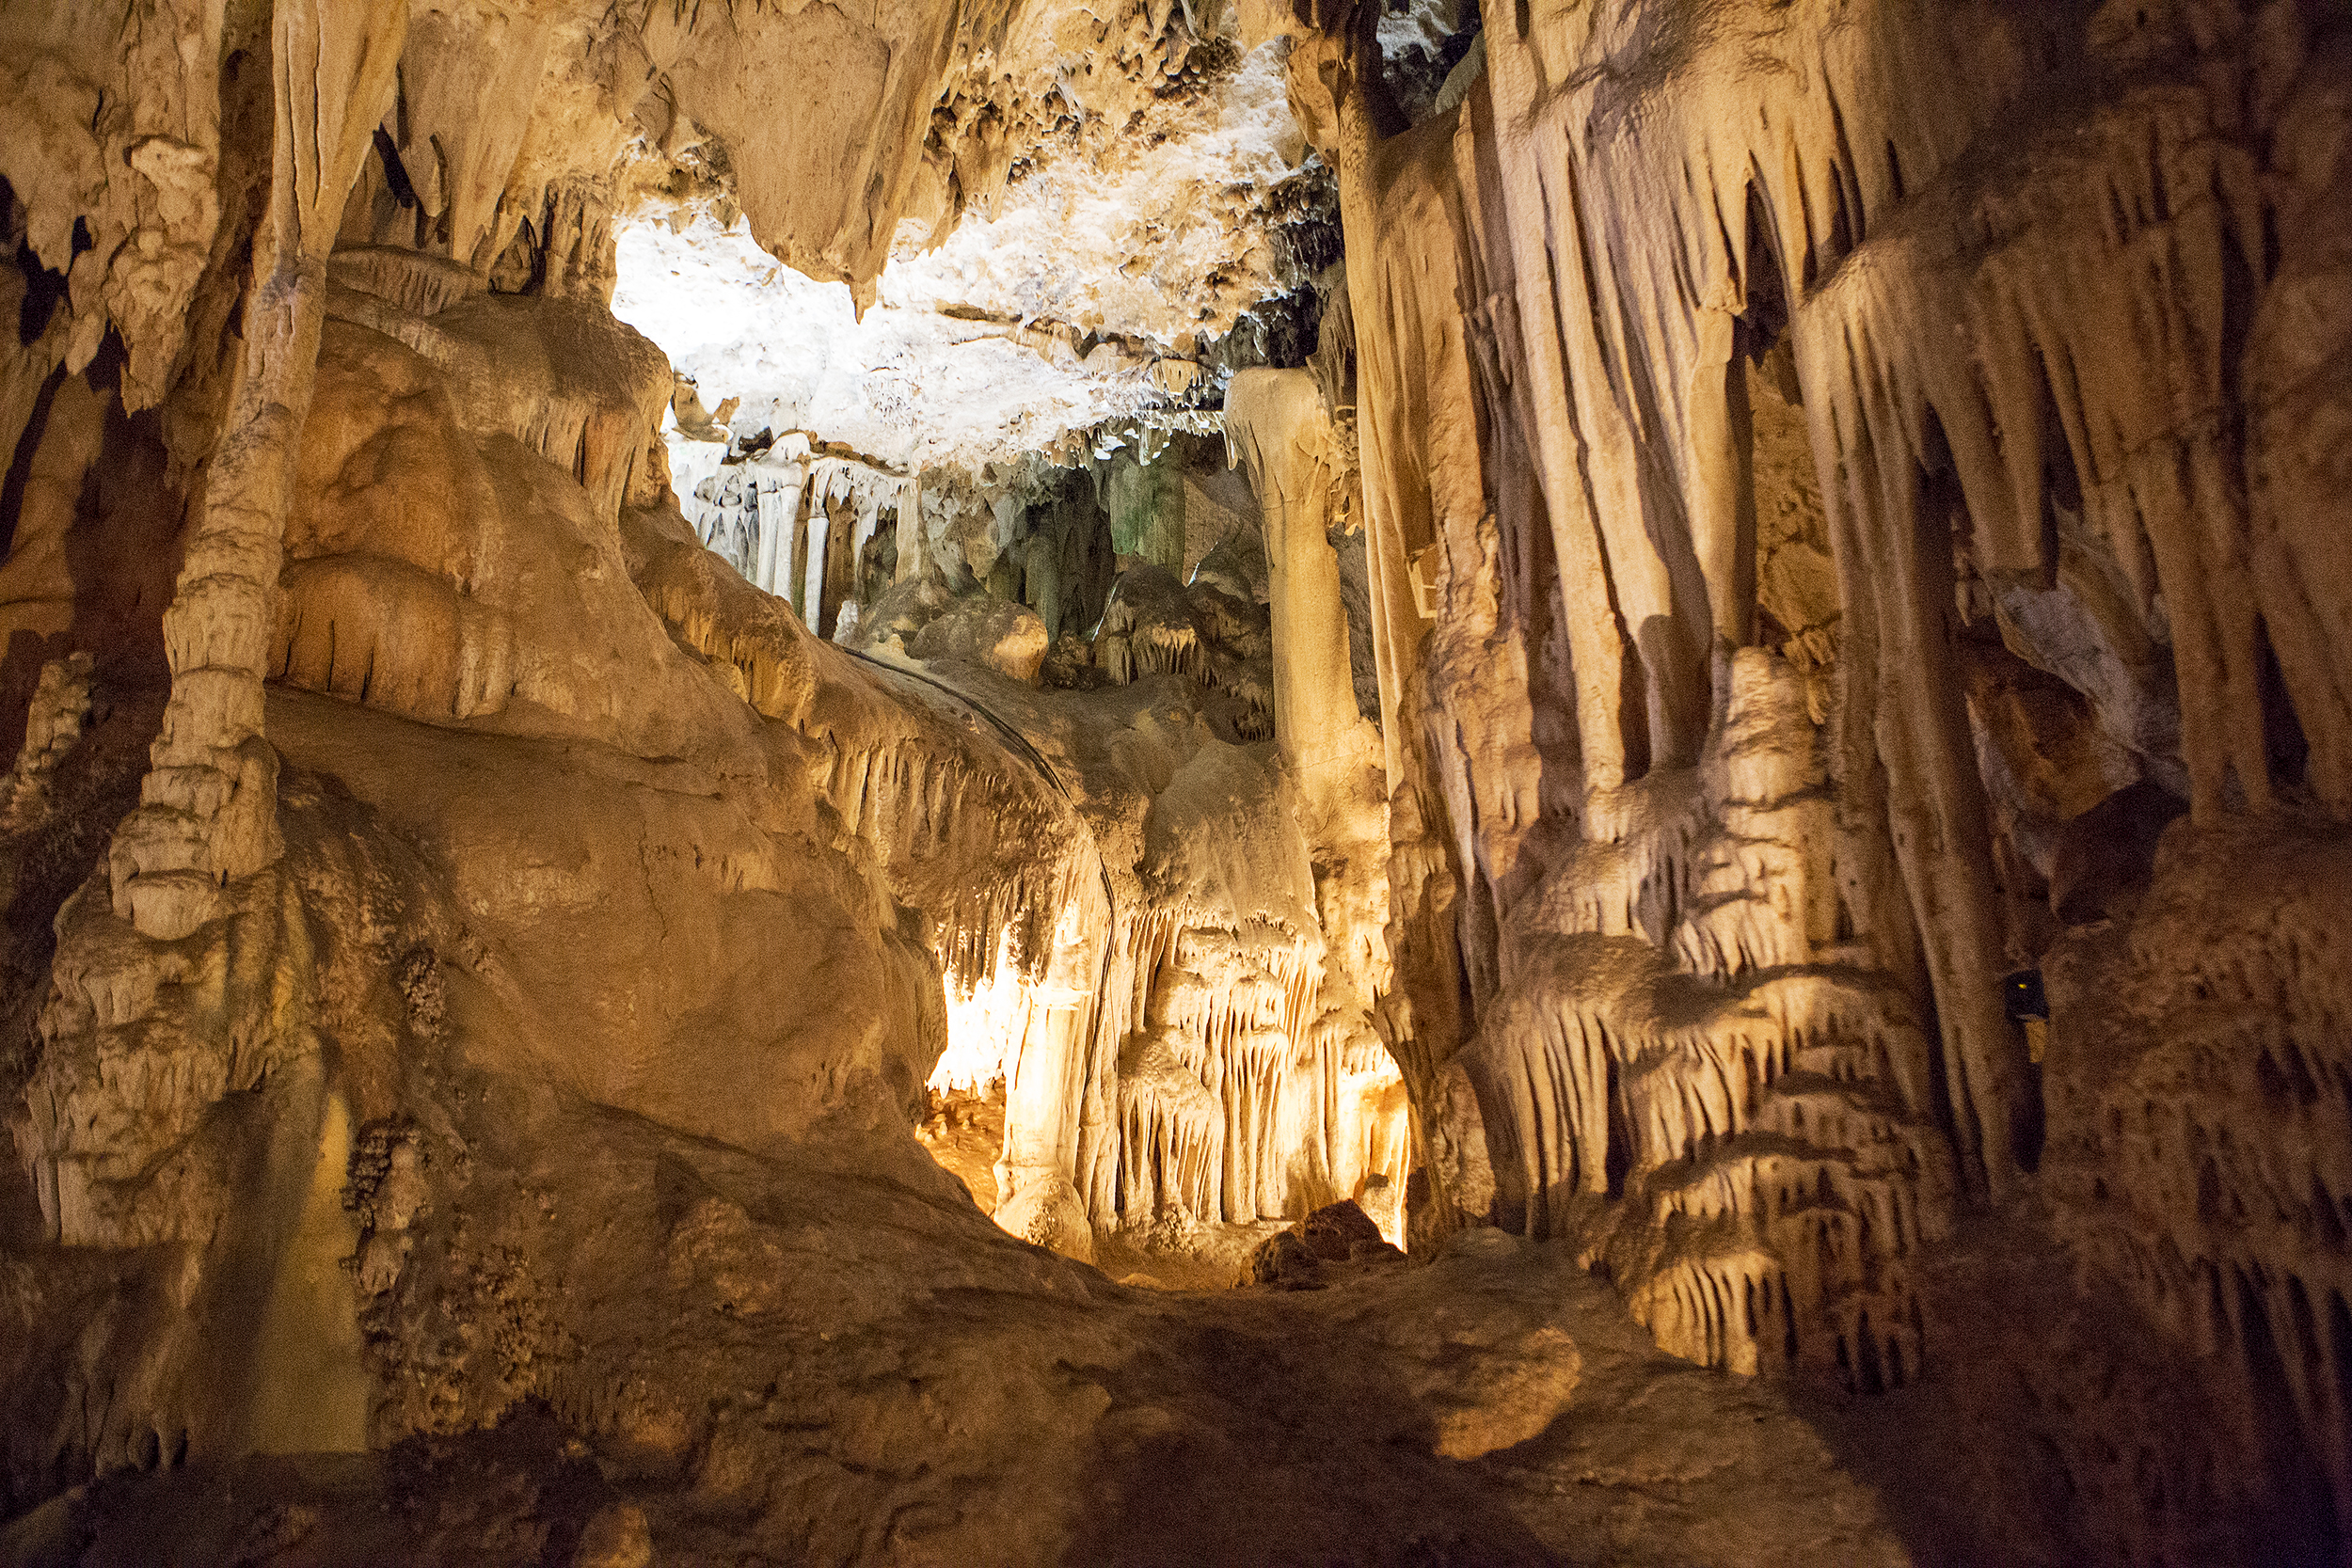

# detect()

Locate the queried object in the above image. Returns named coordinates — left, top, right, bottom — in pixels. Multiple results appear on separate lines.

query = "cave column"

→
left=106, top=0, right=407, bottom=941
left=1023, top=532, right=1064, bottom=641
left=894, top=471, right=925, bottom=583
left=1226, top=369, right=1373, bottom=811
left=1263, top=5, right=1422, bottom=800
left=1358, top=415, right=1426, bottom=796
left=800, top=493, right=831, bottom=615
left=1274, top=0, right=1482, bottom=1243
left=754, top=450, right=808, bottom=600
left=993, top=882, right=1111, bottom=1261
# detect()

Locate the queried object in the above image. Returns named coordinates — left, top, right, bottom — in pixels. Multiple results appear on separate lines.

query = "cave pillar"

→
left=1225, top=369, right=1373, bottom=811
left=1279, top=0, right=1484, bottom=1245
left=1685, top=307, right=1756, bottom=653
left=895, top=470, right=925, bottom=584
left=800, top=496, right=830, bottom=616
left=244, top=1069, right=370, bottom=1454
left=993, top=885, right=1109, bottom=1261
left=754, top=460, right=806, bottom=600
left=1262, top=13, right=1429, bottom=808
left=105, top=0, right=407, bottom=941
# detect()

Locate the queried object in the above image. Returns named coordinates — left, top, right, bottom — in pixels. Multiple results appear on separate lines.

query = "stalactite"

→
left=1311, top=5, right=2352, bottom=1409
left=1108, top=916, right=1333, bottom=1227
left=1116, top=1030, right=1226, bottom=1225
left=1091, top=561, right=1279, bottom=743
left=1103, top=620, right=1209, bottom=686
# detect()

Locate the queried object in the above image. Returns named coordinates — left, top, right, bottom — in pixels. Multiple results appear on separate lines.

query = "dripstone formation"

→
left=2, top=1, right=2348, bottom=1564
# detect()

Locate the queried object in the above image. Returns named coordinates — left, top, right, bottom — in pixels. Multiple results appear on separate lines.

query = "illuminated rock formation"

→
left=0, top=0, right=2348, bottom=1563
left=1256, top=0, right=2352, bottom=1557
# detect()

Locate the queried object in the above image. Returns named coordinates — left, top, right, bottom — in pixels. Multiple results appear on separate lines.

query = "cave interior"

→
left=3, top=0, right=2352, bottom=1563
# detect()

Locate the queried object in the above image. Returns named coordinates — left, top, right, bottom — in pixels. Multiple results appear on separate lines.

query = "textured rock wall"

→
left=0, top=0, right=1095, bottom=1488
left=1261, top=0, right=2352, bottom=1551
left=1279, top=0, right=2352, bottom=1551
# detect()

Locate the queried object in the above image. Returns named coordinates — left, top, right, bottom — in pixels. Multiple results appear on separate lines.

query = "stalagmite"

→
left=108, top=0, right=406, bottom=942
left=1224, top=367, right=1380, bottom=806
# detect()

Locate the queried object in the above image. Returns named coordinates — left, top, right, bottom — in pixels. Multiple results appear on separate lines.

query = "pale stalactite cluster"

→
left=847, top=657, right=1406, bottom=1250
left=682, top=437, right=913, bottom=630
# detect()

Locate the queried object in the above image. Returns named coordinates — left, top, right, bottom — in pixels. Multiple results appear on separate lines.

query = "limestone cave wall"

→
left=1275, top=0, right=2352, bottom=1553
left=0, top=0, right=2348, bottom=1561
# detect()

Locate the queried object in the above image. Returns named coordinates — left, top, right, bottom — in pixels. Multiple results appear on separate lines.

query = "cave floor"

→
left=6, top=1250, right=1918, bottom=1568
left=1089, top=1217, right=1299, bottom=1291
left=4, top=1260, right=1927, bottom=1565
left=2, top=1088, right=2046, bottom=1567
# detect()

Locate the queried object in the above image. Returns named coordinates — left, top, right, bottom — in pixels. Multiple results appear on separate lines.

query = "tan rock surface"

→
left=1, top=0, right=2349, bottom=1562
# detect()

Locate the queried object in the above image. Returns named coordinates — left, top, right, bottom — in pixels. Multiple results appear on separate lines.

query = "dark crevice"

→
left=1825, top=163, right=1855, bottom=276
left=2028, top=345, right=2082, bottom=586
left=13, top=216, right=86, bottom=347
left=373, top=126, right=421, bottom=209
left=2217, top=173, right=2258, bottom=418
left=1603, top=1051, right=1631, bottom=1200
left=2252, top=615, right=2309, bottom=792
left=1738, top=179, right=1791, bottom=358
left=2235, top=1268, right=2344, bottom=1561
left=0, top=363, right=65, bottom=557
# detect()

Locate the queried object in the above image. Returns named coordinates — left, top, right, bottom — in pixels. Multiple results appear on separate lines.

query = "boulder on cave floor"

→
left=1246, top=1198, right=1409, bottom=1288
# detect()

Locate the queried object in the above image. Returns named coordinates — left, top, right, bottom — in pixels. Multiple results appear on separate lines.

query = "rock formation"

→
left=1, top=0, right=2348, bottom=1563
